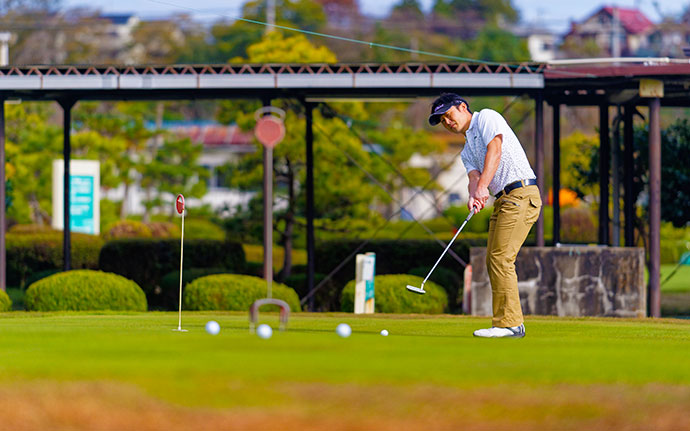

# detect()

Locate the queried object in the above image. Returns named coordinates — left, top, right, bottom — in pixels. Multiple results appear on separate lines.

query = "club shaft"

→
left=421, top=211, right=474, bottom=287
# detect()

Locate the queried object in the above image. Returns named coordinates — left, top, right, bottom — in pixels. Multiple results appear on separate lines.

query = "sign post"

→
left=354, top=252, right=376, bottom=314
left=52, top=160, right=100, bottom=235
left=254, top=106, right=285, bottom=300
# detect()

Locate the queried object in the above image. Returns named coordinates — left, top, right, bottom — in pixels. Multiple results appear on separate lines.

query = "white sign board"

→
left=52, top=160, right=100, bottom=235
left=354, top=252, right=376, bottom=314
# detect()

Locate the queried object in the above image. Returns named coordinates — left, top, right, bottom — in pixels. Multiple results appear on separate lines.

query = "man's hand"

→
left=471, top=185, right=490, bottom=210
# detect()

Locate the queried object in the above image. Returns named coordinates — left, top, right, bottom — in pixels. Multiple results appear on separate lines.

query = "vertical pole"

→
left=552, top=103, right=561, bottom=245
left=623, top=104, right=635, bottom=246
left=612, top=106, right=622, bottom=247
left=59, top=99, right=76, bottom=271
left=534, top=93, right=545, bottom=246
left=305, top=102, right=315, bottom=311
left=262, top=99, right=273, bottom=298
left=0, top=97, right=5, bottom=291
left=599, top=104, right=610, bottom=245
left=648, top=98, right=661, bottom=318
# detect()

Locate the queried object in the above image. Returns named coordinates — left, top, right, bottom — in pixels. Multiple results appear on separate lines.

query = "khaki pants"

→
left=486, top=184, right=542, bottom=327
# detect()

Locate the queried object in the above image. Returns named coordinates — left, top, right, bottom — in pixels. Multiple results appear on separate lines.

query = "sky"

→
left=61, top=0, right=688, bottom=34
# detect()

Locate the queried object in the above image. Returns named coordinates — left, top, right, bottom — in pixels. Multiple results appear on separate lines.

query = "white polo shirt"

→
left=460, top=108, right=536, bottom=196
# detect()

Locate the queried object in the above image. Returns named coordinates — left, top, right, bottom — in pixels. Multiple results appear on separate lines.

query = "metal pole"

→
left=59, top=99, right=76, bottom=271
left=0, top=97, right=5, bottom=291
left=534, top=93, right=545, bottom=246
left=599, top=104, right=610, bottom=245
left=552, top=103, right=560, bottom=245
left=648, top=98, right=661, bottom=318
left=623, top=104, right=635, bottom=246
left=612, top=106, right=622, bottom=247
left=305, top=102, right=315, bottom=311
left=262, top=99, right=273, bottom=298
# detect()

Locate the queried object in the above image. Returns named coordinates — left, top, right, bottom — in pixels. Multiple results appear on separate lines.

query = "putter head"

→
left=406, top=285, right=426, bottom=295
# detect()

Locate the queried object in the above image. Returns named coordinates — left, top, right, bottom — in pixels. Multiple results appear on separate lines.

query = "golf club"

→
left=406, top=207, right=477, bottom=295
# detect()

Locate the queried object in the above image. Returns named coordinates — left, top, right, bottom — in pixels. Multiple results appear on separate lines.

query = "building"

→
left=562, top=6, right=654, bottom=57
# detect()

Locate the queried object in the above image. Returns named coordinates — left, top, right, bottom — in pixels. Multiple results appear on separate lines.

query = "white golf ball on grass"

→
left=380, top=329, right=389, bottom=336
left=336, top=323, right=352, bottom=338
left=256, top=324, right=273, bottom=339
left=205, top=320, right=220, bottom=335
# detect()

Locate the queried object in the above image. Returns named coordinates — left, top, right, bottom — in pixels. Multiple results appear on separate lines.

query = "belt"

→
left=494, top=178, right=537, bottom=199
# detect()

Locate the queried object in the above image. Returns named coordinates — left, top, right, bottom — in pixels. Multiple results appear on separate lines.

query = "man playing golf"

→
left=429, top=93, right=541, bottom=338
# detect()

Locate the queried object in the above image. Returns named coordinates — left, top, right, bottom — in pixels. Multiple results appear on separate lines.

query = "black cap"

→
left=428, top=93, right=470, bottom=126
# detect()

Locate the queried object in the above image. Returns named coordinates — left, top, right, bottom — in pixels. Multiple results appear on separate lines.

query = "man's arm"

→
left=471, top=134, right=502, bottom=210
left=467, top=170, right=481, bottom=212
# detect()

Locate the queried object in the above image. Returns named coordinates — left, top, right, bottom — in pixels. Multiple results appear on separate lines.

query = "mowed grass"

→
left=0, top=312, right=689, bottom=430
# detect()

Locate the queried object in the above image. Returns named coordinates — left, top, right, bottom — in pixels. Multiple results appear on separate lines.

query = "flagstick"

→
left=173, top=196, right=188, bottom=332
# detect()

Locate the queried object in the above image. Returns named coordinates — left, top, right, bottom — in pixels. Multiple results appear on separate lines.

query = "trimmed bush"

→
left=184, top=274, right=301, bottom=311
left=341, top=274, right=447, bottom=314
left=99, top=239, right=246, bottom=310
left=147, top=222, right=181, bottom=238
left=101, top=220, right=153, bottom=241
left=25, top=270, right=147, bottom=312
left=159, top=267, right=233, bottom=310
left=8, top=224, right=56, bottom=234
left=0, top=289, right=12, bottom=311
left=314, top=239, right=481, bottom=310
left=6, top=232, right=103, bottom=289
left=408, top=266, right=462, bottom=312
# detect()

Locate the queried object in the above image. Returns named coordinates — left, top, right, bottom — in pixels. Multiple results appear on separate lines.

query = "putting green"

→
left=0, top=312, right=688, bottom=430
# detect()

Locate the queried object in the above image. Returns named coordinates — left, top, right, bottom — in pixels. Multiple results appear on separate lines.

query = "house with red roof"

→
left=562, top=6, right=655, bottom=57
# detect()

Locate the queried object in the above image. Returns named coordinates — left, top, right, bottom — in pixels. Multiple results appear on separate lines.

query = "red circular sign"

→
left=176, top=194, right=185, bottom=215
left=255, top=116, right=285, bottom=148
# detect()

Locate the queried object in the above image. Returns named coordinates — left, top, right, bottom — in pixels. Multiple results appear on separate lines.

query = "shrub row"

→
left=308, top=238, right=481, bottom=311
left=99, top=239, right=246, bottom=309
left=6, top=232, right=103, bottom=289
left=340, top=275, right=447, bottom=314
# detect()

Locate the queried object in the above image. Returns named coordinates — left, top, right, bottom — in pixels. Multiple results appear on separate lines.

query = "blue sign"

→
left=70, top=175, right=94, bottom=234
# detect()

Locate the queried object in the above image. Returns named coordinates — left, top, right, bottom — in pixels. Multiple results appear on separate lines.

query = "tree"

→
left=4, top=102, right=61, bottom=224
left=569, top=118, right=690, bottom=249
left=432, top=0, right=519, bottom=23
left=177, top=0, right=327, bottom=64
left=218, top=31, right=443, bottom=282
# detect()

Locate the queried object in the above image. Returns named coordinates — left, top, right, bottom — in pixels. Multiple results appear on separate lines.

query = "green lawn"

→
left=0, top=312, right=689, bottom=430
left=661, top=263, right=690, bottom=293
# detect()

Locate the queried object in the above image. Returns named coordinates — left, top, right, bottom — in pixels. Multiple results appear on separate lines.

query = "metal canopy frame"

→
left=1, top=60, right=685, bottom=318
left=544, top=62, right=690, bottom=317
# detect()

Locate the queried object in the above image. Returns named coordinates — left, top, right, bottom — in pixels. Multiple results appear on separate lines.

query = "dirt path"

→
left=0, top=381, right=688, bottom=431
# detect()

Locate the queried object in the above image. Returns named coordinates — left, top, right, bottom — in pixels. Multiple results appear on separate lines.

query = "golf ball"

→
left=205, top=320, right=220, bottom=335
left=256, top=324, right=273, bottom=339
left=336, top=323, right=352, bottom=338
left=380, top=329, right=389, bottom=336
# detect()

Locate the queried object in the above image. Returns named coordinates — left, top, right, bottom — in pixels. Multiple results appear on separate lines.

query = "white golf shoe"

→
left=473, top=323, right=525, bottom=338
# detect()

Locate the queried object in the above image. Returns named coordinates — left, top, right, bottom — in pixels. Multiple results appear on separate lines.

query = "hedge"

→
left=0, top=289, right=12, bottom=311
left=408, top=266, right=462, bottom=312
left=6, top=232, right=103, bottom=289
left=101, top=220, right=153, bottom=241
left=184, top=274, right=301, bottom=311
left=99, top=239, right=246, bottom=310
left=341, top=274, right=447, bottom=314
left=283, top=268, right=339, bottom=312
left=25, top=270, right=147, bottom=312
left=313, top=238, right=481, bottom=310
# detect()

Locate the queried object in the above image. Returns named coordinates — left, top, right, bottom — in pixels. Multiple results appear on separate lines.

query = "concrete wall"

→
left=470, top=247, right=646, bottom=318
